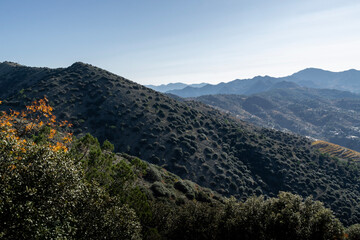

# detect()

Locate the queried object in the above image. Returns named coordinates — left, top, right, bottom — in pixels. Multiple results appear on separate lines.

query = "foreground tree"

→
left=219, top=192, right=344, bottom=240
left=346, top=224, right=360, bottom=240
left=0, top=98, right=141, bottom=239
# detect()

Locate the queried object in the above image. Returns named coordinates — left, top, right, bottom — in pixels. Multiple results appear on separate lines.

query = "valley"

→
left=194, top=88, right=360, bottom=152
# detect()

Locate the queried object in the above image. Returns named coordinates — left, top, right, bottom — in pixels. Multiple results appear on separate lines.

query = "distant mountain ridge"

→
left=146, top=82, right=207, bottom=92
left=167, top=68, right=360, bottom=97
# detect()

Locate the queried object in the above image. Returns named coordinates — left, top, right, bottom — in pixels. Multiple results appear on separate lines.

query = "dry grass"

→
left=312, top=140, right=360, bottom=162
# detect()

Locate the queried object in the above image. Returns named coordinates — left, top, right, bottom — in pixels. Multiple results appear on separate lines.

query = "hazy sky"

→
left=1, top=0, right=360, bottom=85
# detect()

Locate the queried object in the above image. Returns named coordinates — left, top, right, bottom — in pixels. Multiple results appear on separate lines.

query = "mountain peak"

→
left=294, top=67, right=330, bottom=74
left=344, top=68, right=358, bottom=73
left=252, top=75, right=274, bottom=81
left=0, top=61, right=23, bottom=67
left=68, top=61, right=93, bottom=69
left=301, top=67, right=323, bottom=71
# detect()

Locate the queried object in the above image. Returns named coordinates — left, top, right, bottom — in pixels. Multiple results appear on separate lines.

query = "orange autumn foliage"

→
left=0, top=97, right=72, bottom=154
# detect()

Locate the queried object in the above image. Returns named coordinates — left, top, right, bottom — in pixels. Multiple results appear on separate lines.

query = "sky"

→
left=1, top=0, right=360, bottom=85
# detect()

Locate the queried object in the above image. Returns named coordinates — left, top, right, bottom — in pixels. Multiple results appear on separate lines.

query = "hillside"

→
left=118, top=153, right=224, bottom=205
left=0, top=120, right=347, bottom=240
left=1, top=61, right=360, bottom=225
left=167, top=68, right=360, bottom=97
left=194, top=88, right=360, bottom=152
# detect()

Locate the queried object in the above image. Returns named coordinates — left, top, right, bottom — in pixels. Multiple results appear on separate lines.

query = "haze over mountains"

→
left=155, top=68, right=360, bottom=97
left=146, top=82, right=207, bottom=92
left=1, top=61, right=360, bottom=226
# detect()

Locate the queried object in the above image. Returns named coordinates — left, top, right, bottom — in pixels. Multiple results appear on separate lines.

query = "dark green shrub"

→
left=151, top=182, right=170, bottom=197
left=219, top=192, right=344, bottom=240
left=164, top=202, right=223, bottom=240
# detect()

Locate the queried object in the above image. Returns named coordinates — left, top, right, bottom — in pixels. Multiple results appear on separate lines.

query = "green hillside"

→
left=0, top=101, right=350, bottom=239
left=0, top=61, right=360, bottom=226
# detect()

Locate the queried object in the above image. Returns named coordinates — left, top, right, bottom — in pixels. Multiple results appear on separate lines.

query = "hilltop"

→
left=0, top=61, right=360, bottom=225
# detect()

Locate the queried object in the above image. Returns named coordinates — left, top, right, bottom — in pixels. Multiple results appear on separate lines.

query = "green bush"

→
left=164, top=202, right=223, bottom=240
left=346, top=224, right=360, bottom=240
left=219, top=192, right=344, bottom=240
left=0, top=101, right=142, bottom=239
left=0, top=132, right=142, bottom=240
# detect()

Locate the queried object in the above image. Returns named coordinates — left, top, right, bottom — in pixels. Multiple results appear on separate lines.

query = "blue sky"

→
left=1, top=0, right=360, bottom=85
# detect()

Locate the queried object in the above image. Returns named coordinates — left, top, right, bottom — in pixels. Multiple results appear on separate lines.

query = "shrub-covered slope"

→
left=0, top=103, right=347, bottom=240
left=0, top=61, right=360, bottom=225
